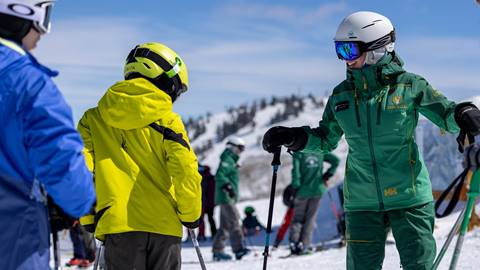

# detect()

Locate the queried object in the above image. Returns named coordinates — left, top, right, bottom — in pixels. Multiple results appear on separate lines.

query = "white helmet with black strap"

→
left=226, top=136, right=246, bottom=153
left=0, top=0, right=55, bottom=43
left=334, top=11, right=395, bottom=65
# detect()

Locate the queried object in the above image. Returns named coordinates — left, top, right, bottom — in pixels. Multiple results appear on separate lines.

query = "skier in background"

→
left=212, top=137, right=251, bottom=261
left=0, top=1, right=96, bottom=269
left=242, top=206, right=266, bottom=236
left=198, top=164, right=217, bottom=240
left=336, top=184, right=346, bottom=246
left=66, top=222, right=93, bottom=268
left=78, top=42, right=202, bottom=270
left=263, top=11, right=480, bottom=269
left=288, top=151, right=339, bottom=255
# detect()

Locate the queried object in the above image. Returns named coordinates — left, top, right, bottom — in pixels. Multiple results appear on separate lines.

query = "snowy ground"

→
left=180, top=208, right=480, bottom=270
left=53, top=196, right=480, bottom=269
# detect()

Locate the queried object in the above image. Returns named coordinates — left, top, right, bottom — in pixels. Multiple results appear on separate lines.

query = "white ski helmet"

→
left=0, top=0, right=55, bottom=34
left=226, top=136, right=246, bottom=152
left=334, top=11, right=395, bottom=63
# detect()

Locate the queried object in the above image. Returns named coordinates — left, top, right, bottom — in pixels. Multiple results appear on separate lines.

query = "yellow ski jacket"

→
left=78, top=78, right=201, bottom=240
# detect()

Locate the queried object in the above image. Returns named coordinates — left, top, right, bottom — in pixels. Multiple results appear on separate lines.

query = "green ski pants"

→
left=346, top=202, right=436, bottom=270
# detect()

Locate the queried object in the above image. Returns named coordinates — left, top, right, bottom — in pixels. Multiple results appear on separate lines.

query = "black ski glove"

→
left=182, top=219, right=200, bottom=229
left=262, top=126, right=308, bottom=153
left=222, top=183, right=236, bottom=199
left=455, top=102, right=480, bottom=152
left=322, top=171, right=334, bottom=184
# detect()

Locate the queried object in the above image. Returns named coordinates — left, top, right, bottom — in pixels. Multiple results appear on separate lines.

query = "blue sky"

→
left=35, top=0, right=480, bottom=120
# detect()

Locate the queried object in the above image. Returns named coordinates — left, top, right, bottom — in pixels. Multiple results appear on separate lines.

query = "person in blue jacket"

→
left=0, top=1, right=96, bottom=269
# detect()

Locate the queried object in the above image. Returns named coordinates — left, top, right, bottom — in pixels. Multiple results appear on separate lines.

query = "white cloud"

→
left=36, top=17, right=150, bottom=68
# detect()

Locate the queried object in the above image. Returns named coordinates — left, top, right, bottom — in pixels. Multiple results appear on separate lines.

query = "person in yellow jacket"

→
left=78, top=42, right=202, bottom=270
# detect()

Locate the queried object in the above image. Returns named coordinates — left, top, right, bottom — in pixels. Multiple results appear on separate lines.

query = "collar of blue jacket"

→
left=0, top=37, right=58, bottom=77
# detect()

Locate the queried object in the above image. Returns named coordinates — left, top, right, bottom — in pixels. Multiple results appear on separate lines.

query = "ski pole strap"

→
left=435, top=169, right=468, bottom=218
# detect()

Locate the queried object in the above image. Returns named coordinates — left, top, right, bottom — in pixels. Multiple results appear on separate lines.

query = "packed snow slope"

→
left=180, top=197, right=480, bottom=270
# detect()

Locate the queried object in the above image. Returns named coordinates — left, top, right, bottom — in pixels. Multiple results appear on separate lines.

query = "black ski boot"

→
left=235, top=248, right=251, bottom=260
left=289, top=242, right=304, bottom=255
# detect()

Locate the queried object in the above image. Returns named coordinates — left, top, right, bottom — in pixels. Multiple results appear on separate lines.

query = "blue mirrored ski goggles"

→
left=335, top=41, right=362, bottom=61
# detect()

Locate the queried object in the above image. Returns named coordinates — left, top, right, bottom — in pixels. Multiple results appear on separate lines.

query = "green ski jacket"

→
left=303, top=52, right=459, bottom=212
left=215, top=148, right=240, bottom=205
left=292, top=151, right=339, bottom=199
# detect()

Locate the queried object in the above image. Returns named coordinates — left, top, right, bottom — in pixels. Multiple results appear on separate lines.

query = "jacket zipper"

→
left=354, top=89, right=361, bottom=127
left=409, top=109, right=417, bottom=195
left=376, top=86, right=388, bottom=125
left=364, top=76, right=384, bottom=210
left=376, top=96, right=383, bottom=125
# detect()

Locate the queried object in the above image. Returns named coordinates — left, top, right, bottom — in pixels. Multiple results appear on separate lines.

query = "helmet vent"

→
left=361, top=23, right=375, bottom=29
left=143, top=63, right=151, bottom=69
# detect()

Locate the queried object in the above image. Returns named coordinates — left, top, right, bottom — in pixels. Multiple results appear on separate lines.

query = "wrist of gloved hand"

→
left=182, top=218, right=200, bottom=229
left=455, top=102, right=480, bottom=137
left=262, top=126, right=308, bottom=153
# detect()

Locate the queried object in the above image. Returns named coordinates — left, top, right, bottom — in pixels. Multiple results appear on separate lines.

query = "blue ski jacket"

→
left=0, top=38, right=96, bottom=270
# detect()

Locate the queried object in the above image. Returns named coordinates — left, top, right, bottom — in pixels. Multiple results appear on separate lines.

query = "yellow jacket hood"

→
left=98, top=78, right=172, bottom=130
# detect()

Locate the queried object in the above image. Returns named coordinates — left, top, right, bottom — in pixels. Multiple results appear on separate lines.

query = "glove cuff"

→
left=285, top=127, right=308, bottom=151
left=182, top=219, right=200, bottom=229
left=455, top=102, right=480, bottom=137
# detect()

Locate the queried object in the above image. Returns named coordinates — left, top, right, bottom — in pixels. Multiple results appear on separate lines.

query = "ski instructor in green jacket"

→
left=212, top=137, right=250, bottom=261
left=262, top=11, right=480, bottom=270
left=289, top=151, right=339, bottom=255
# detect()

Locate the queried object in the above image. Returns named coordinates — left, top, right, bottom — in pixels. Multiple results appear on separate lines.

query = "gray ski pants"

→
left=104, top=231, right=181, bottom=270
left=212, top=203, right=244, bottom=253
left=289, top=196, right=321, bottom=248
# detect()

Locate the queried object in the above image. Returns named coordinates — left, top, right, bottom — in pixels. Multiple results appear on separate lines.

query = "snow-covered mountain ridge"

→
left=186, top=95, right=480, bottom=200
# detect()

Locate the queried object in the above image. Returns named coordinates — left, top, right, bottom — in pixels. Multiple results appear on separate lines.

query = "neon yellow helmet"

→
left=124, top=42, right=189, bottom=102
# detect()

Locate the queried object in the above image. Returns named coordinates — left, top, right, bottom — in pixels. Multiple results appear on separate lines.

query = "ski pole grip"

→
left=271, top=147, right=281, bottom=166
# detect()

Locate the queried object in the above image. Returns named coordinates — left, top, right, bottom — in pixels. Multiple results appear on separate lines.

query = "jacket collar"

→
left=223, top=148, right=239, bottom=162
left=0, top=37, right=58, bottom=77
left=346, top=52, right=405, bottom=97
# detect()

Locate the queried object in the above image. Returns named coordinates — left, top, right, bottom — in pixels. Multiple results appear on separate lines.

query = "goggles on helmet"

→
left=335, top=30, right=396, bottom=61
left=0, top=1, right=55, bottom=34
left=335, top=41, right=362, bottom=61
left=227, top=142, right=245, bottom=152
left=33, top=2, right=53, bottom=34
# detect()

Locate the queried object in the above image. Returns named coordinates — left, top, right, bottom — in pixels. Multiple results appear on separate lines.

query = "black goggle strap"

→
left=362, top=30, right=396, bottom=51
left=126, top=47, right=185, bottom=93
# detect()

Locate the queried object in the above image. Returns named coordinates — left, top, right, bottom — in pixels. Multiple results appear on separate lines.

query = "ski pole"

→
left=188, top=228, right=207, bottom=270
left=327, top=190, right=341, bottom=221
left=93, top=242, right=104, bottom=270
left=52, top=229, right=62, bottom=270
left=432, top=205, right=466, bottom=270
left=263, top=147, right=281, bottom=270
left=449, top=169, right=480, bottom=270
